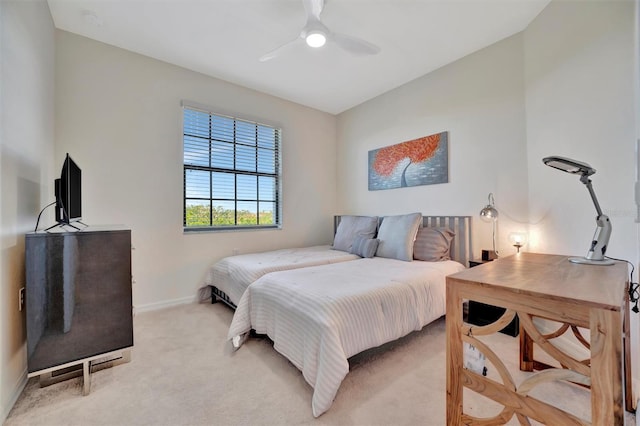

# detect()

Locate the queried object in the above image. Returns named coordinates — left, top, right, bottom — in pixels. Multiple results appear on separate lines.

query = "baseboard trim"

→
left=2, top=366, right=28, bottom=424
left=134, top=296, right=196, bottom=314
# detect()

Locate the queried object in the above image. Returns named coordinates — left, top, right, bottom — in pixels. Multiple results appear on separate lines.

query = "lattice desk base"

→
left=446, top=253, right=629, bottom=425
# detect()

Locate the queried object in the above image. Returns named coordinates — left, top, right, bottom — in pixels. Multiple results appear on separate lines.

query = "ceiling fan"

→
left=259, top=0, right=381, bottom=62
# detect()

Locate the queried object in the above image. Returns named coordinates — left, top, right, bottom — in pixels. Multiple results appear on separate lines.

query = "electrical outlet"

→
left=18, top=287, right=25, bottom=311
left=232, top=248, right=239, bottom=255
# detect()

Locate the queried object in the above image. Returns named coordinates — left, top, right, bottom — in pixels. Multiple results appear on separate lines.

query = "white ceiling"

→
left=47, top=0, right=550, bottom=115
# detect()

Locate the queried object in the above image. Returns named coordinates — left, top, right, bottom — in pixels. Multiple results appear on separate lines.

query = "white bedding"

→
left=227, top=257, right=465, bottom=417
left=204, top=245, right=359, bottom=306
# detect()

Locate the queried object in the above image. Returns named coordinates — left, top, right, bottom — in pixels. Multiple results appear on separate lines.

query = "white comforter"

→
left=205, top=245, right=359, bottom=305
left=227, top=257, right=465, bottom=417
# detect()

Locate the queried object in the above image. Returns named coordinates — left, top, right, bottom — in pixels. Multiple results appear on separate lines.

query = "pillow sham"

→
left=332, top=215, right=378, bottom=252
left=375, top=212, right=422, bottom=261
left=413, top=227, right=455, bottom=261
left=350, top=236, right=379, bottom=258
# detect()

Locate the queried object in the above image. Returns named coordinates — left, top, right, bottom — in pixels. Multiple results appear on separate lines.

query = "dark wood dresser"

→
left=25, top=227, right=133, bottom=392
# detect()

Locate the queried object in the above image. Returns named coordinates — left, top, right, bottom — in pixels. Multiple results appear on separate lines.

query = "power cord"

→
left=605, top=256, right=639, bottom=313
left=34, top=201, right=56, bottom=232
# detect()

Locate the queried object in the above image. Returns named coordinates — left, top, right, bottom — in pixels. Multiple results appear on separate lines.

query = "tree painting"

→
left=368, top=132, right=448, bottom=191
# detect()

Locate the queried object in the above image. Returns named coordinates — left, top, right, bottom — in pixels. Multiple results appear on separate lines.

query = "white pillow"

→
left=375, top=213, right=422, bottom=261
left=332, top=215, right=378, bottom=252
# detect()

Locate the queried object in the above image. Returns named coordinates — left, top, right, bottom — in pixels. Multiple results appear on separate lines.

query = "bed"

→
left=204, top=245, right=361, bottom=308
left=204, top=215, right=378, bottom=308
left=227, top=214, right=472, bottom=417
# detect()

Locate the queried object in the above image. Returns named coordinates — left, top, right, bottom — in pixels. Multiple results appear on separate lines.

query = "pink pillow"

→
left=413, top=227, right=454, bottom=261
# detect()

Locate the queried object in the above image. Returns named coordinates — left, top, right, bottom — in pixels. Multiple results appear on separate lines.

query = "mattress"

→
left=228, top=257, right=465, bottom=417
left=204, top=245, right=359, bottom=306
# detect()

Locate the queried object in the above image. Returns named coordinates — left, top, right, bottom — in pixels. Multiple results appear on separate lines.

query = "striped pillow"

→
left=413, top=227, right=455, bottom=261
left=350, top=236, right=379, bottom=258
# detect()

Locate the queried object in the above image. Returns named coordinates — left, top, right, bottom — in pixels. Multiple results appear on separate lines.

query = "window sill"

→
left=183, top=225, right=281, bottom=234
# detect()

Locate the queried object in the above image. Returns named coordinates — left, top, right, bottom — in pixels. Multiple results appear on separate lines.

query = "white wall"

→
left=55, top=31, right=339, bottom=310
left=525, top=0, right=636, bottom=261
left=0, top=0, right=56, bottom=422
left=336, top=33, right=530, bottom=258
left=523, top=0, right=638, bottom=389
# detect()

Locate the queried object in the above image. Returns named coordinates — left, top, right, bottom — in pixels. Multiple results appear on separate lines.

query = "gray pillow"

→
left=375, top=213, right=422, bottom=261
left=413, top=227, right=455, bottom=261
left=350, top=236, right=379, bottom=258
left=332, top=215, right=378, bottom=252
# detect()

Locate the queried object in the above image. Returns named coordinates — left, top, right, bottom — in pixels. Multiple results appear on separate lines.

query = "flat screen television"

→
left=55, top=153, right=82, bottom=225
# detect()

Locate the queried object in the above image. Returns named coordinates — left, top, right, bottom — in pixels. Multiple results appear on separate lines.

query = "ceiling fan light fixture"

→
left=259, top=0, right=380, bottom=61
left=306, top=31, right=327, bottom=48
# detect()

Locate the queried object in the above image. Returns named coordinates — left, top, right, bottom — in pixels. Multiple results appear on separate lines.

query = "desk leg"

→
left=624, top=291, right=634, bottom=412
left=519, top=325, right=534, bottom=372
left=446, top=284, right=463, bottom=424
left=590, top=308, right=624, bottom=425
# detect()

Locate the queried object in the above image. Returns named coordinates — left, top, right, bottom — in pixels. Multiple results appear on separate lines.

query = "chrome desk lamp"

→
left=479, top=193, right=499, bottom=260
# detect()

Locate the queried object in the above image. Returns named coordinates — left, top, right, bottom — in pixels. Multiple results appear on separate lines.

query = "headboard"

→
left=421, top=216, right=472, bottom=267
left=334, top=215, right=473, bottom=267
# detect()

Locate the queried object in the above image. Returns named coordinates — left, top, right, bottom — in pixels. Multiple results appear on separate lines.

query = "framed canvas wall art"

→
left=368, top=131, right=448, bottom=191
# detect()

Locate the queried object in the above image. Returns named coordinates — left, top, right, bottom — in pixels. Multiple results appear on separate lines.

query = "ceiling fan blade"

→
left=332, top=33, right=381, bottom=56
left=302, top=0, right=324, bottom=21
left=259, top=36, right=302, bottom=62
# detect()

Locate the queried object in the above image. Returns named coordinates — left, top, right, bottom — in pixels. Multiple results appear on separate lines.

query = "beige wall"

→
left=0, top=0, right=56, bottom=421
left=336, top=33, right=530, bottom=259
left=55, top=31, right=339, bottom=311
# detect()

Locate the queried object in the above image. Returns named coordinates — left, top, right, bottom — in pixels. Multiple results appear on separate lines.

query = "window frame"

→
left=182, top=103, right=282, bottom=232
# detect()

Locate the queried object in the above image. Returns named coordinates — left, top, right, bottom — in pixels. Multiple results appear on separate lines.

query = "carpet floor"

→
left=5, top=302, right=636, bottom=425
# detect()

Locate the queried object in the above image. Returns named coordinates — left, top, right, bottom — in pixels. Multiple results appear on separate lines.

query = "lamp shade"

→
left=509, top=232, right=527, bottom=246
left=479, top=193, right=498, bottom=222
left=542, top=156, right=595, bottom=176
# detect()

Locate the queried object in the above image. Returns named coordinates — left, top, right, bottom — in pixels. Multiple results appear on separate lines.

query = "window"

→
left=183, top=106, right=281, bottom=231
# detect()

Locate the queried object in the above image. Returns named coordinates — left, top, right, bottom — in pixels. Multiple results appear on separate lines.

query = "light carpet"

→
left=5, top=302, right=636, bottom=425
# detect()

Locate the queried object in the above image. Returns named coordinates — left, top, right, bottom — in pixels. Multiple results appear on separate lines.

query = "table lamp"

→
left=479, top=193, right=498, bottom=260
left=509, top=232, right=527, bottom=253
left=542, top=155, right=614, bottom=265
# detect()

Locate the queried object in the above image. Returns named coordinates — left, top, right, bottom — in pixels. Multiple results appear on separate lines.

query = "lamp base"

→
left=481, top=250, right=498, bottom=261
left=568, top=256, right=615, bottom=266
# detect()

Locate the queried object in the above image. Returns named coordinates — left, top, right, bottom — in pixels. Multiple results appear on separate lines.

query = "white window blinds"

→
left=183, top=106, right=281, bottom=230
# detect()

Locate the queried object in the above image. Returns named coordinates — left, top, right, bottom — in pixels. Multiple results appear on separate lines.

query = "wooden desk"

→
left=446, top=253, right=629, bottom=425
